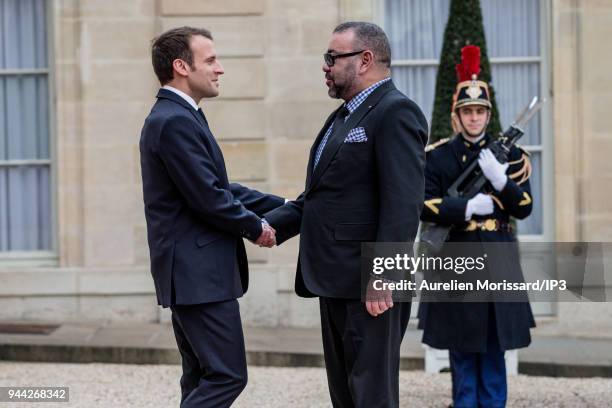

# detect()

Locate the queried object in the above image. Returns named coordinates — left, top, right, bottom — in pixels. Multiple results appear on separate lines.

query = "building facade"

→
left=1, top=0, right=611, bottom=328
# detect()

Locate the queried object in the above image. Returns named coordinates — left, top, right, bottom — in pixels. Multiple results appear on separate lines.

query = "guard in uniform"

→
left=418, top=45, right=535, bottom=408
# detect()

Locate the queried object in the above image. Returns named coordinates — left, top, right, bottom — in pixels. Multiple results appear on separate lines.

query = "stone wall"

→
left=552, top=0, right=612, bottom=324
left=1, top=0, right=611, bottom=327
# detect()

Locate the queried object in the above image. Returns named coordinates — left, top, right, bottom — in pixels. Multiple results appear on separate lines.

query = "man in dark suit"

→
left=140, top=27, right=284, bottom=407
left=264, top=22, right=428, bottom=408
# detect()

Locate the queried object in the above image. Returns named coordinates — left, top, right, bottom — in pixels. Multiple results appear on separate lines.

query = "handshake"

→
left=254, top=221, right=276, bottom=248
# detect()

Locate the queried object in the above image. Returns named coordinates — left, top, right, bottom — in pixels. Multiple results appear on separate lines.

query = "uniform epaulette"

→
left=425, top=137, right=450, bottom=153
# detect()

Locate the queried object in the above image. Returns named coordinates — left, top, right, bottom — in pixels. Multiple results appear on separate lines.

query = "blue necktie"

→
left=197, top=107, right=208, bottom=126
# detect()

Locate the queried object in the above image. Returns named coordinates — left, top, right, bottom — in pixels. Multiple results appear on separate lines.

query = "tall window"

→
left=0, top=0, right=52, bottom=253
left=383, top=0, right=548, bottom=236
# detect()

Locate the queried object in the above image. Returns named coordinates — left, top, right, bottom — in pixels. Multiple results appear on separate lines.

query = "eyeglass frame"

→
left=323, top=50, right=366, bottom=67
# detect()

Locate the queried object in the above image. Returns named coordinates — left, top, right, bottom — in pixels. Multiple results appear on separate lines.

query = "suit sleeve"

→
left=263, top=192, right=305, bottom=245
left=229, top=183, right=285, bottom=216
left=374, top=99, right=427, bottom=242
left=158, top=117, right=262, bottom=240
left=495, top=146, right=533, bottom=219
left=420, top=152, right=470, bottom=225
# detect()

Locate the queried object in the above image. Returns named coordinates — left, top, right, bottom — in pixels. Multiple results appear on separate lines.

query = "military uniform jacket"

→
left=418, top=133, right=536, bottom=352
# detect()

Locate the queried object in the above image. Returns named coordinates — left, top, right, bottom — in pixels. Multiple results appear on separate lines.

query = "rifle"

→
left=420, top=97, right=544, bottom=254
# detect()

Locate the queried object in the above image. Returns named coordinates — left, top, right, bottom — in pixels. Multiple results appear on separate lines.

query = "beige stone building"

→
left=0, top=0, right=611, bottom=329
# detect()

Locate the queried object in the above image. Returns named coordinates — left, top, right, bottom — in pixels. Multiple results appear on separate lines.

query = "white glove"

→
left=478, top=148, right=509, bottom=192
left=465, top=193, right=494, bottom=221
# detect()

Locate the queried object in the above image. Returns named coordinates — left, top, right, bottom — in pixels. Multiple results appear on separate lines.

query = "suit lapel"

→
left=195, top=116, right=229, bottom=183
left=156, top=88, right=208, bottom=131
left=157, top=88, right=194, bottom=111
left=305, top=108, right=341, bottom=187
left=191, top=109, right=208, bottom=129
left=156, top=88, right=229, bottom=184
left=307, top=80, right=396, bottom=193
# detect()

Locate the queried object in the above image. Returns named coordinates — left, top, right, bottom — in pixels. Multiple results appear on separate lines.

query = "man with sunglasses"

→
left=265, top=22, right=428, bottom=407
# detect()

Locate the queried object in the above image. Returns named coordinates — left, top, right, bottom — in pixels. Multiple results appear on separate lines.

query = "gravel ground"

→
left=0, top=362, right=610, bottom=407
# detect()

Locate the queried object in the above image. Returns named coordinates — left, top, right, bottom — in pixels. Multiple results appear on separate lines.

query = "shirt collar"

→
left=344, top=77, right=391, bottom=115
left=162, top=85, right=200, bottom=111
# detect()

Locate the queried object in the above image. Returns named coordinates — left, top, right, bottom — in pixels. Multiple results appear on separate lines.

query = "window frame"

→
left=374, top=0, right=554, bottom=242
left=0, top=0, right=58, bottom=265
left=375, top=0, right=556, bottom=316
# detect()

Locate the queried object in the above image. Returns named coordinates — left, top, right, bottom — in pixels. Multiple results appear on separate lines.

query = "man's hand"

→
left=465, top=193, right=494, bottom=220
left=255, top=222, right=276, bottom=247
left=365, top=277, right=394, bottom=317
left=478, top=148, right=509, bottom=192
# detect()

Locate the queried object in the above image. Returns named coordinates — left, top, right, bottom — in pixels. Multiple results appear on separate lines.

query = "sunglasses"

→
left=323, top=50, right=366, bottom=67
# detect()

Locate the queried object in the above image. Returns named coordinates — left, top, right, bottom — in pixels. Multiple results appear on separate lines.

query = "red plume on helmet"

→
left=455, top=45, right=481, bottom=82
left=451, top=44, right=491, bottom=114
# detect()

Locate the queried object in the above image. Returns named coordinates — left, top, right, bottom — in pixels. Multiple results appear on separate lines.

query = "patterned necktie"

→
left=313, top=106, right=349, bottom=169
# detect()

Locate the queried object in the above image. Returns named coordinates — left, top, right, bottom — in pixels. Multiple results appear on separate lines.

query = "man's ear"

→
left=359, top=50, right=375, bottom=73
left=172, top=59, right=190, bottom=78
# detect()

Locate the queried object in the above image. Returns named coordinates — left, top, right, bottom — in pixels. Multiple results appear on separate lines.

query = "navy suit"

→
left=265, top=80, right=428, bottom=408
left=140, top=88, right=284, bottom=407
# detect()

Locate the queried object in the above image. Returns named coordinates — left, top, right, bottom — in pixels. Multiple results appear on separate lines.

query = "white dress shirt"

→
left=162, top=85, right=199, bottom=111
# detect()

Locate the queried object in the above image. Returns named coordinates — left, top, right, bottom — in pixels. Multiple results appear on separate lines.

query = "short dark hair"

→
left=151, top=26, right=213, bottom=85
left=333, top=22, right=391, bottom=68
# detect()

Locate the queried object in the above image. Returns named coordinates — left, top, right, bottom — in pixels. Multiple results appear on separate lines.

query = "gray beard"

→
left=327, top=86, right=340, bottom=99
left=329, top=82, right=357, bottom=100
left=328, top=69, right=357, bottom=100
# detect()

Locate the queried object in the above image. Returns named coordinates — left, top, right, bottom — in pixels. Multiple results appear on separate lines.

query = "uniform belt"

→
left=464, top=219, right=512, bottom=232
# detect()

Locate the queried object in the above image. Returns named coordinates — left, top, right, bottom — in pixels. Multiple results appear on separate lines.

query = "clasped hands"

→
left=254, top=221, right=276, bottom=248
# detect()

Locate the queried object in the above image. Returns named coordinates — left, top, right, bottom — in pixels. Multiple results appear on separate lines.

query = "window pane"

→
left=384, top=0, right=545, bottom=236
left=0, top=0, right=48, bottom=69
left=0, top=0, right=51, bottom=254
left=0, top=165, right=52, bottom=251
left=385, top=0, right=450, bottom=60
left=385, top=0, right=540, bottom=60
left=491, top=63, right=541, bottom=145
left=516, top=152, right=542, bottom=235
left=481, top=0, right=540, bottom=57
left=0, top=75, right=50, bottom=160
left=391, top=65, right=437, bottom=126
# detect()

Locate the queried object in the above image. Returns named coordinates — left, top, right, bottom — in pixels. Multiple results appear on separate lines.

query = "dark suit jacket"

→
left=265, top=80, right=428, bottom=299
left=140, top=89, right=284, bottom=307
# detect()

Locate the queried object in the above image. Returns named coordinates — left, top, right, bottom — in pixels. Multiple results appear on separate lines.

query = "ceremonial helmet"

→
left=451, top=45, right=492, bottom=133
left=452, top=45, right=491, bottom=110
